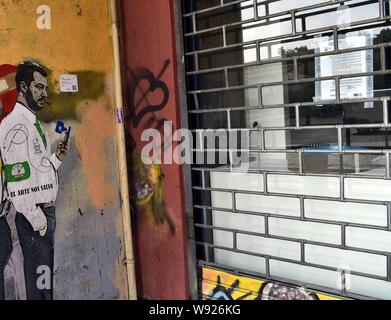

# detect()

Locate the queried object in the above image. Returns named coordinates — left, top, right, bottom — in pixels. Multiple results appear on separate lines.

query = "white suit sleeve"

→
left=45, top=129, right=62, bottom=170
left=50, top=153, right=62, bottom=170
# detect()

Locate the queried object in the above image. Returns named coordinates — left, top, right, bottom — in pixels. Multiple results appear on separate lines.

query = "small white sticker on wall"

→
left=116, top=108, right=124, bottom=124
left=60, top=74, right=79, bottom=93
left=37, top=5, right=52, bottom=30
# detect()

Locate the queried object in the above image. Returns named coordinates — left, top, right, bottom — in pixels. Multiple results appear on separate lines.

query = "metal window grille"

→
left=182, top=0, right=391, bottom=300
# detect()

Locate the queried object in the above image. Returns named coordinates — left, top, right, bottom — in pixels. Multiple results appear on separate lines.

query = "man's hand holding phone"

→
left=56, top=127, right=71, bottom=162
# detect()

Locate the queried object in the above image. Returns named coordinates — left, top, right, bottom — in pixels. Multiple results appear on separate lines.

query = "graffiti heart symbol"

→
left=128, top=66, right=170, bottom=128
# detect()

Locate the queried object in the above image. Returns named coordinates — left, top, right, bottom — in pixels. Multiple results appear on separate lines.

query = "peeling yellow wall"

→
left=0, top=0, right=113, bottom=77
left=0, top=0, right=128, bottom=300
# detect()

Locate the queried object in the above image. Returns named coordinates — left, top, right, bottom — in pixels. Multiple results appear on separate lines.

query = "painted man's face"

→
left=25, top=71, right=48, bottom=112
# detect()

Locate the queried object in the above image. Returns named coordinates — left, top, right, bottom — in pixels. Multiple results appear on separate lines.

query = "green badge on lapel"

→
left=5, top=162, right=31, bottom=182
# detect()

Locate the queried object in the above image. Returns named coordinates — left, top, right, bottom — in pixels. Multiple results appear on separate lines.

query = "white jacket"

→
left=0, top=102, right=62, bottom=230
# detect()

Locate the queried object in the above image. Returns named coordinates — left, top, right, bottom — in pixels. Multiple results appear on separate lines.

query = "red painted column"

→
left=120, top=0, right=191, bottom=299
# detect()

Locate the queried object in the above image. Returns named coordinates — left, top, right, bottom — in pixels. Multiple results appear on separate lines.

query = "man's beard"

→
left=25, top=88, right=45, bottom=112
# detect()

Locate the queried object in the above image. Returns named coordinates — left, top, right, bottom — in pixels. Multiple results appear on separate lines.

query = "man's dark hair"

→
left=15, top=61, right=48, bottom=93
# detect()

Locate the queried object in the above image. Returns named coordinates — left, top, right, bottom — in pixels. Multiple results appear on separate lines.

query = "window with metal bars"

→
left=183, top=0, right=391, bottom=300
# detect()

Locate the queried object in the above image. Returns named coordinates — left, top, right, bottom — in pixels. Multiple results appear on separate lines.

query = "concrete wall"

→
left=0, top=0, right=129, bottom=299
left=120, top=0, right=192, bottom=300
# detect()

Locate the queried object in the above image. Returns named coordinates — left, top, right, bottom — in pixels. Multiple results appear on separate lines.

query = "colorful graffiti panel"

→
left=202, top=267, right=346, bottom=300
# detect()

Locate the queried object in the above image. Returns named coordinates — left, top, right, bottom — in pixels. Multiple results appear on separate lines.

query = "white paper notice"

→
left=60, top=74, right=79, bottom=93
left=314, top=34, right=374, bottom=108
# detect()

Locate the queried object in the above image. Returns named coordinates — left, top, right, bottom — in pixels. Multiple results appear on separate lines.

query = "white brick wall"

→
left=305, top=244, right=387, bottom=277
left=213, top=230, right=234, bottom=248
left=236, top=193, right=301, bottom=216
left=268, top=175, right=340, bottom=198
left=212, top=211, right=265, bottom=233
left=346, top=227, right=391, bottom=253
left=214, top=249, right=267, bottom=275
left=347, top=275, right=391, bottom=300
left=211, top=191, right=232, bottom=209
left=269, top=260, right=341, bottom=290
left=237, top=234, right=301, bottom=260
left=345, top=178, right=391, bottom=201
left=269, top=217, right=341, bottom=245
left=305, top=199, right=388, bottom=227
left=210, top=172, right=264, bottom=192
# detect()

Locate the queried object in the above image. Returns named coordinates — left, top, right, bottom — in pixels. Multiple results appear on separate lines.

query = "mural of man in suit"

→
left=0, top=61, right=70, bottom=300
